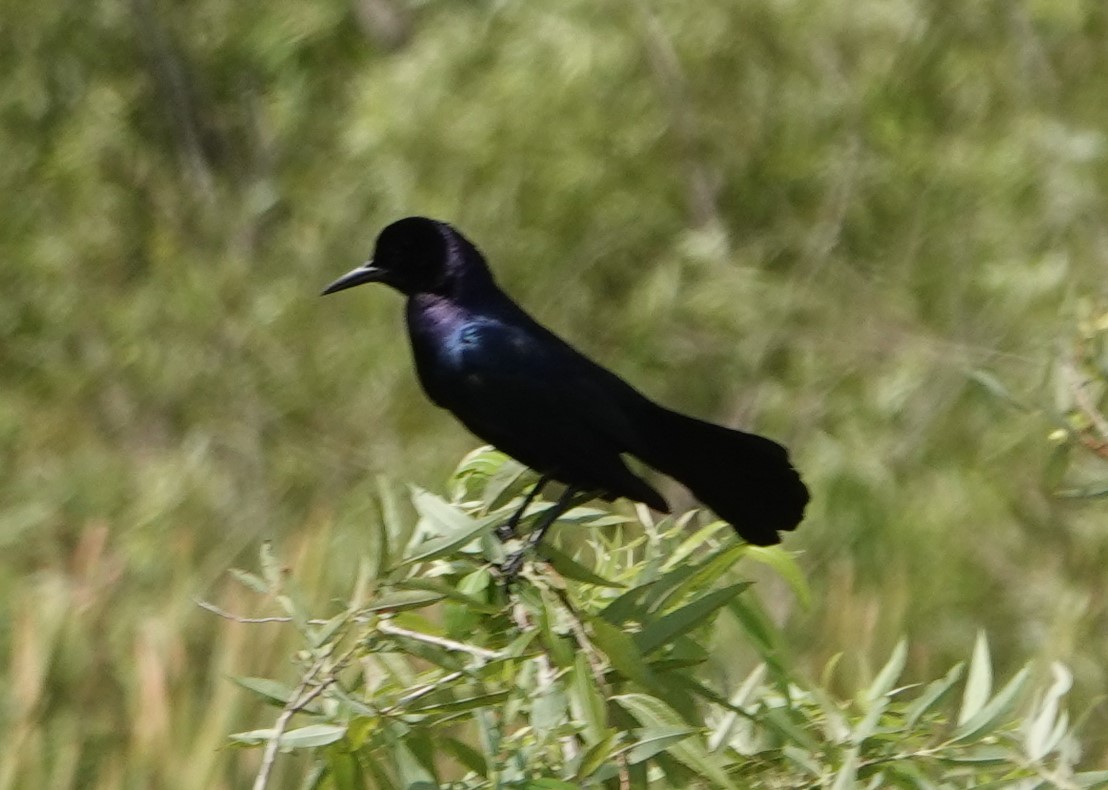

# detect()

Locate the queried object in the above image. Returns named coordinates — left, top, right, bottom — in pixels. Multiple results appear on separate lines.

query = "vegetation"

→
left=1, top=0, right=1106, bottom=786
left=226, top=450, right=1106, bottom=788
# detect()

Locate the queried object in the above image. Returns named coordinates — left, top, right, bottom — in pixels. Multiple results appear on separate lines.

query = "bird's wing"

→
left=444, top=316, right=661, bottom=504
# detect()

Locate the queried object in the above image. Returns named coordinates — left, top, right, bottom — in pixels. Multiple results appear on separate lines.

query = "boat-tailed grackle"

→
left=323, top=217, right=808, bottom=564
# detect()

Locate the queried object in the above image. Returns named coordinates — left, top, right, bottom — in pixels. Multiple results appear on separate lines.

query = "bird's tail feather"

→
left=633, top=404, right=809, bottom=545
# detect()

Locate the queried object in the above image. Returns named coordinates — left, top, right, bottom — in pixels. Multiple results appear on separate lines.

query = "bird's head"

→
left=322, top=216, right=469, bottom=297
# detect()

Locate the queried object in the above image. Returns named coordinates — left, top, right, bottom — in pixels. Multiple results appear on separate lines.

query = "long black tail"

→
left=633, top=403, right=809, bottom=545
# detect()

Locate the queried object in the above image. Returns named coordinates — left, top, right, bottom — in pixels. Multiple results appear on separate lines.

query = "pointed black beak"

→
left=321, top=262, right=386, bottom=295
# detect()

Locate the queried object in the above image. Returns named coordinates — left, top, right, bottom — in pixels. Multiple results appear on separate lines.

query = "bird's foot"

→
left=500, top=548, right=529, bottom=582
left=495, top=475, right=551, bottom=543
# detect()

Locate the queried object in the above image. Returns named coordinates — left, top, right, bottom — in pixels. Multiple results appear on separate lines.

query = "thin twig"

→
left=377, top=620, right=503, bottom=660
left=380, top=670, right=465, bottom=714
left=549, top=583, right=631, bottom=790
left=253, top=660, right=330, bottom=790
left=195, top=598, right=319, bottom=624
left=252, top=641, right=361, bottom=790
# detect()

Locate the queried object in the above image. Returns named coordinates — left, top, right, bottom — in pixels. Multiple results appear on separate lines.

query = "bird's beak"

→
left=320, top=262, right=386, bottom=295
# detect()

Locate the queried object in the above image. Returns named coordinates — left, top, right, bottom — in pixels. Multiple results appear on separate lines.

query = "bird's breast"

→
left=406, top=297, right=490, bottom=403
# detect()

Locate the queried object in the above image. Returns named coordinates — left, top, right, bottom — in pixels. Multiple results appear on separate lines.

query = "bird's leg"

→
left=495, top=474, right=550, bottom=541
left=501, top=486, right=593, bottom=580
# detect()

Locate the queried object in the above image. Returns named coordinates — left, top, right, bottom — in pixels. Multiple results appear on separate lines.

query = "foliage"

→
left=225, top=450, right=1105, bottom=788
left=2, top=0, right=1107, bottom=786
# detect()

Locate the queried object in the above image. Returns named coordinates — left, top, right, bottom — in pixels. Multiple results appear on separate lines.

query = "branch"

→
left=376, top=620, right=503, bottom=660
left=252, top=660, right=332, bottom=790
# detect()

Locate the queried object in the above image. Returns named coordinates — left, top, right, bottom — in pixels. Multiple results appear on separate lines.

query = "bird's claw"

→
left=499, top=548, right=529, bottom=584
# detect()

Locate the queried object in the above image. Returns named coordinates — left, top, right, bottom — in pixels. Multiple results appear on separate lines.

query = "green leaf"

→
left=280, top=723, right=348, bottom=749
left=617, top=726, right=698, bottom=765
left=951, top=665, right=1031, bottom=742
left=441, top=737, right=488, bottom=778
left=364, top=589, right=444, bottom=613
left=542, top=542, right=625, bottom=587
left=958, top=631, right=993, bottom=726
left=1024, top=661, right=1073, bottom=760
left=613, top=694, right=738, bottom=790
left=905, top=661, right=964, bottom=728
left=327, top=747, right=365, bottom=790
left=830, top=746, right=858, bottom=790
left=530, top=687, right=567, bottom=733
left=866, top=639, right=907, bottom=703
left=228, top=568, right=270, bottom=595
left=635, top=582, right=749, bottom=655
left=571, top=652, right=609, bottom=742
left=662, top=519, right=734, bottom=569
left=402, top=491, right=499, bottom=564
left=232, top=676, right=297, bottom=707
left=743, top=545, right=812, bottom=609
left=575, top=730, right=621, bottom=780
left=230, top=723, right=348, bottom=750
left=587, top=615, right=656, bottom=688
left=967, top=368, right=1030, bottom=412
left=410, top=690, right=511, bottom=715
left=394, top=578, right=499, bottom=613
left=707, top=663, right=766, bottom=751
left=659, top=543, right=749, bottom=612
left=260, top=541, right=283, bottom=588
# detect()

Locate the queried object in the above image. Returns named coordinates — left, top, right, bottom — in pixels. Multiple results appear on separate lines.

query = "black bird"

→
left=323, top=217, right=808, bottom=553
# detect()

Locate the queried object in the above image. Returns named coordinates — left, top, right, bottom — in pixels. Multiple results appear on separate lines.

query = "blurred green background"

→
left=2, top=0, right=1106, bottom=786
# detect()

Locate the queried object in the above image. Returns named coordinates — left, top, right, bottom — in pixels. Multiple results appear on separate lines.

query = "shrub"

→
left=220, top=449, right=1105, bottom=789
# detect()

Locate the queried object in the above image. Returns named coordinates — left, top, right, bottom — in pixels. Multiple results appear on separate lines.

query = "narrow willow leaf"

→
left=618, top=726, right=697, bottom=765
left=587, top=615, right=656, bottom=688
left=363, top=589, right=444, bottom=613
left=228, top=568, right=269, bottom=595
left=851, top=696, right=888, bottom=745
left=743, top=545, right=812, bottom=609
left=762, top=707, right=820, bottom=751
left=866, top=639, right=907, bottom=703
left=481, top=458, right=529, bottom=508
left=260, top=541, right=283, bottom=588
left=967, top=369, right=1030, bottom=412
left=232, top=676, right=296, bottom=707
left=707, top=663, right=766, bottom=752
left=635, top=582, right=749, bottom=655
left=782, top=744, right=822, bottom=778
left=441, top=737, right=488, bottom=778
left=402, top=492, right=499, bottom=564
left=958, top=631, right=993, bottom=726
left=571, top=652, right=609, bottom=742
left=410, top=690, right=511, bottom=715
left=952, top=666, right=1031, bottom=742
left=1024, top=661, right=1073, bottom=761
left=327, top=748, right=363, bottom=790
left=395, top=578, right=499, bottom=613
left=663, top=520, right=734, bottom=569
left=905, top=661, right=964, bottom=728
left=542, top=543, right=625, bottom=588
left=613, top=694, right=738, bottom=790
left=575, top=730, right=621, bottom=781
left=659, top=543, right=748, bottom=612
left=830, top=746, right=859, bottom=790
left=530, top=687, right=568, bottom=733
left=228, top=727, right=275, bottom=746
left=275, top=723, right=348, bottom=749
